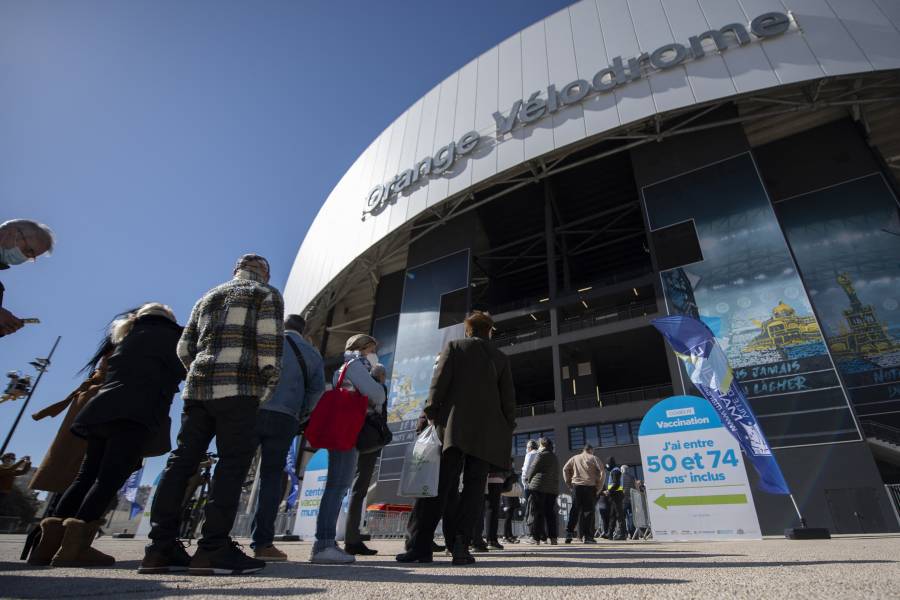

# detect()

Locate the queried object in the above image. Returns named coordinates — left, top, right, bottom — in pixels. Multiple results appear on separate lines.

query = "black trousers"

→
left=345, top=448, right=380, bottom=545
left=472, top=482, right=502, bottom=543
left=528, top=491, right=558, bottom=541
left=149, top=396, right=258, bottom=550
left=54, top=423, right=147, bottom=522
left=565, top=485, right=597, bottom=539
left=502, top=496, right=520, bottom=539
left=606, top=491, right=626, bottom=538
left=406, top=447, right=489, bottom=553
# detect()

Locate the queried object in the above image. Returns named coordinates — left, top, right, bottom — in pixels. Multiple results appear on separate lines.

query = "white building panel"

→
left=372, top=113, right=408, bottom=244
left=497, top=34, right=525, bottom=173
left=698, top=0, right=780, bottom=93
left=788, top=0, right=875, bottom=75
left=472, top=46, right=500, bottom=185
left=661, top=0, right=739, bottom=102
left=596, top=0, right=658, bottom=126
left=629, top=0, right=697, bottom=112
left=427, top=72, right=459, bottom=208
left=825, top=0, right=900, bottom=69
left=521, top=21, right=556, bottom=161
left=407, top=84, right=441, bottom=220
left=545, top=8, right=588, bottom=150
left=389, top=98, right=424, bottom=233
left=570, top=0, right=622, bottom=136
left=874, top=0, right=900, bottom=32
left=448, top=59, right=479, bottom=197
left=739, top=0, right=825, bottom=83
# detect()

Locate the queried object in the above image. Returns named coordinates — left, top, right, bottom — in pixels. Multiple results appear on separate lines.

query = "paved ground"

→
left=2, top=534, right=900, bottom=599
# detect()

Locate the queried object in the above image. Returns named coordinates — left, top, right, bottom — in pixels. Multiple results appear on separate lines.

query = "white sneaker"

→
left=309, top=545, right=356, bottom=564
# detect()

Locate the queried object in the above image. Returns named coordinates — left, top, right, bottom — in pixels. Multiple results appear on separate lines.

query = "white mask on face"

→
left=366, top=352, right=379, bottom=367
left=0, top=246, right=28, bottom=266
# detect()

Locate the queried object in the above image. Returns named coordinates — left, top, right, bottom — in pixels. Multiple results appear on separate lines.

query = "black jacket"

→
left=423, top=337, right=516, bottom=470
left=525, top=448, right=560, bottom=494
left=72, top=315, right=185, bottom=456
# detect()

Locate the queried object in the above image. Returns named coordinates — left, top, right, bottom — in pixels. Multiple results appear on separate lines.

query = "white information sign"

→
left=292, top=449, right=329, bottom=539
left=639, top=395, right=762, bottom=541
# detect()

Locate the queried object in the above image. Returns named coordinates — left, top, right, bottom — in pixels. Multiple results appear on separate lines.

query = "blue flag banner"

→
left=119, top=465, right=145, bottom=520
left=285, top=436, right=300, bottom=510
left=652, top=315, right=791, bottom=495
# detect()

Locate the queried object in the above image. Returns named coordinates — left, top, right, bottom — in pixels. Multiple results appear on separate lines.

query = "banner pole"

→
left=788, top=494, right=807, bottom=528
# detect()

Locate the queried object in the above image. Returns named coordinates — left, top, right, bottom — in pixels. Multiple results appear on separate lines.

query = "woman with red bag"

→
left=309, top=334, right=385, bottom=564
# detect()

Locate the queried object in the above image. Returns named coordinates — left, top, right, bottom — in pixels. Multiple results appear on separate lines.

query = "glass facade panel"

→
left=777, top=174, right=900, bottom=428
left=643, top=153, right=858, bottom=448
left=614, top=422, right=632, bottom=446
left=571, top=420, right=644, bottom=450
left=379, top=250, right=470, bottom=480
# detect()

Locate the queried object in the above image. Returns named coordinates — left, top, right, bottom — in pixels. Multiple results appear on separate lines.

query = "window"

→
left=650, top=219, right=703, bottom=271
left=513, top=430, right=555, bottom=456
left=438, top=287, right=468, bottom=329
left=569, top=419, right=642, bottom=450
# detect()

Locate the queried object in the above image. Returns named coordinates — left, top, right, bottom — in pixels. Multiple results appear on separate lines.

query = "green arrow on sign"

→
left=654, top=493, right=748, bottom=510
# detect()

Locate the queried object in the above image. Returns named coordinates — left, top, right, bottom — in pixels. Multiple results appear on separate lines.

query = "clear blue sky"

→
left=0, top=0, right=573, bottom=488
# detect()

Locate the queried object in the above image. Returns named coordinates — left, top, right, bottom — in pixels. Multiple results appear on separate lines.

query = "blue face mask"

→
left=0, top=246, right=28, bottom=266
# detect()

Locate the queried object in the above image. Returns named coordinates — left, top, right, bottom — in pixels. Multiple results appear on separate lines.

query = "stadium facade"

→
left=285, top=0, right=900, bottom=534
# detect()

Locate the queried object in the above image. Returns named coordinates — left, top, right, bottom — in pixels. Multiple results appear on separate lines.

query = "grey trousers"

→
left=344, top=449, right=380, bottom=544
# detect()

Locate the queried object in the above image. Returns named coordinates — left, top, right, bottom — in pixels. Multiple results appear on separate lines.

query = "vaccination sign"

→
left=639, top=395, right=761, bottom=541
left=293, top=449, right=329, bottom=539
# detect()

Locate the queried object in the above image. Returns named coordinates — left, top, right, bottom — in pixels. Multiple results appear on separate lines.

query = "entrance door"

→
left=824, top=487, right=887, bottom=533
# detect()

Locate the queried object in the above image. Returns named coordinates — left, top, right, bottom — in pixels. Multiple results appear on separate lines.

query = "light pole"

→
left=0, top=336, right=61, bottom=456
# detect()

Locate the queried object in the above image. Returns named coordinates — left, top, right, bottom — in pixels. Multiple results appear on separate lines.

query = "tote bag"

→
left=398, top=425, right=442, bottom=497
left=304, top=363, right=368, bottom=451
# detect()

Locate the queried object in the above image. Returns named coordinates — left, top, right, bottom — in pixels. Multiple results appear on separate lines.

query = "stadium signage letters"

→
left=364, top=12, right=790, bottom=218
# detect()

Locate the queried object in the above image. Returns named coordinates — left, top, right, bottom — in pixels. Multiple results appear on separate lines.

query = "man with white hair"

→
left=141, top=254, right=284, bottom=576
left=0, top=219, right=55, bottom=337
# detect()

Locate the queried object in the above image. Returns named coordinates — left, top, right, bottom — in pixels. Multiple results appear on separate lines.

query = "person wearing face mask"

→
left=0, top=219, right=55, bottom=337
left=309, top=334, right=386, bottom=564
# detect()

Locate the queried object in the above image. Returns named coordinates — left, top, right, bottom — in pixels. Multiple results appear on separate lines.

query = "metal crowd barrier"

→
left=630, top=488, right=652, bottom=540
left=364, top=508, right=411, bottom=539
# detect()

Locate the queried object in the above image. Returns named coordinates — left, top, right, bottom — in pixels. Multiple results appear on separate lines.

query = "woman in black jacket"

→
left=524, top=437, right=560, bottom=545
left=48, top=303, right=185, bottom=568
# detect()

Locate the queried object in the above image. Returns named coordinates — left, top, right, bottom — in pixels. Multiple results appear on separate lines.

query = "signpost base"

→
left=784, top=527, right=831, bottom=540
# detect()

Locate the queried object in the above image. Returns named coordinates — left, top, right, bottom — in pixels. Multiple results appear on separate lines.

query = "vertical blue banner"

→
left=652, top=315, right=791, bottom=495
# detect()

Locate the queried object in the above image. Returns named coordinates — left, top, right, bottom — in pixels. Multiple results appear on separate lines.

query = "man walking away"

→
left=251, top=314, right=324, bottom=562
left=140, top=254, right=284, bottom=576
left=563, top=445, right=605, bottom=544
left=397, top=311, right=516, bottom=566
left=602, top=456, right=627, bottom=541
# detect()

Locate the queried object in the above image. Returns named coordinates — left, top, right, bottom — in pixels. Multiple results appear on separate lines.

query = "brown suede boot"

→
left=27, top=517, right=65, bottom=566
left=51, top=518, right=115, bottom=567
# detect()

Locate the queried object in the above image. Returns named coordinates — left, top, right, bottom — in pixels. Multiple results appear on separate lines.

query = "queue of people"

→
left=10, top=231, right=637, bottom=575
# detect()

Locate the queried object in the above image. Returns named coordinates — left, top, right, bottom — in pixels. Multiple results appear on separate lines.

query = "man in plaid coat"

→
left=140, top=254, right=284, bottom=576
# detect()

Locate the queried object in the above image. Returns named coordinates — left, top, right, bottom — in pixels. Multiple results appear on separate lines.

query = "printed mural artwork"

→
left=776, top=174, right=900, bottom=428
left=643, top=153, right=858, bottom=448
left=377, top=250, right=469, bottom=480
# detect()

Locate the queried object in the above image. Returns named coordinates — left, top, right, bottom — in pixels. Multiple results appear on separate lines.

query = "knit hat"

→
left=345, top=334, right=376, bottom=351
left=234, top=253, right=270, bottom=276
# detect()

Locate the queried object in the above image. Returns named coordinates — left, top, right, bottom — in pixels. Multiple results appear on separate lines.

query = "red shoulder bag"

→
left=304, top=363, right=368, bottom=451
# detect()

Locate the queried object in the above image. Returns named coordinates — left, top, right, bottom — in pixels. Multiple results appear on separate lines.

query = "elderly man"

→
left=140, top=254, right=284, bottom=576
left=0, top=219, right=55, bottom=337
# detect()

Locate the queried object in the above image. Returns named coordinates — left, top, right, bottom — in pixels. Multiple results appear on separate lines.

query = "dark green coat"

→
left=423, top=337, right=516, bottom=470
left=525, top=448, right=560, bottom=494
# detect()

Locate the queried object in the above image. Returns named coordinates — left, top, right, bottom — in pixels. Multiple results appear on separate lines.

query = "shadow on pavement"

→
left=0, top=575, right=323, bottom=599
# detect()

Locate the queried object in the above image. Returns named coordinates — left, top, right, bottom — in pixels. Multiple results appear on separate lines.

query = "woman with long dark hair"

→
left=30, top=303, right=185, bottom=568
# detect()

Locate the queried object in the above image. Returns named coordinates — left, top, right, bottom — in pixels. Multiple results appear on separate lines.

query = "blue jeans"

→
left=313, top=448, right=357, bottom=552
left=250, top=409, right=298, bottom=549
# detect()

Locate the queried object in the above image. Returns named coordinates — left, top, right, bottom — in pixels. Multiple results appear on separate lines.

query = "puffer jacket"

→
left=525, top=448, right=560, bottom=494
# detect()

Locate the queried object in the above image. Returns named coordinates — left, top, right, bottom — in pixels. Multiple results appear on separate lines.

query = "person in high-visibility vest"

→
left=602, top=457, right=627, bottom=540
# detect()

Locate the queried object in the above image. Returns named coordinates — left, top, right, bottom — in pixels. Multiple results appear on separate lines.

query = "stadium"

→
left=284, top=0, right=900, bottom=534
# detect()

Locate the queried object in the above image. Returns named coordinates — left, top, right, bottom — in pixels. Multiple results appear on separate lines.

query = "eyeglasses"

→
left=15, top=227, right=38, bottom=260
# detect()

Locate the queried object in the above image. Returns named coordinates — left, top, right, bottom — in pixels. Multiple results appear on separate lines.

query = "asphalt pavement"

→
left=2, top=534, right=899, bottom=599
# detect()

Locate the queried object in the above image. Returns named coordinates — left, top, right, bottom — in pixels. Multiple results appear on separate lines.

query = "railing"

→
left=861, top=421, right=900, bottom=446
left=886, top=484, right=900, bottom=528
left=493, top=322, right=551, bottom=348
left=563, top=383, right=674, bottom=412
left=558, top=300, right=658, bottom=335
left=515, top=401, right=556, bottom=418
